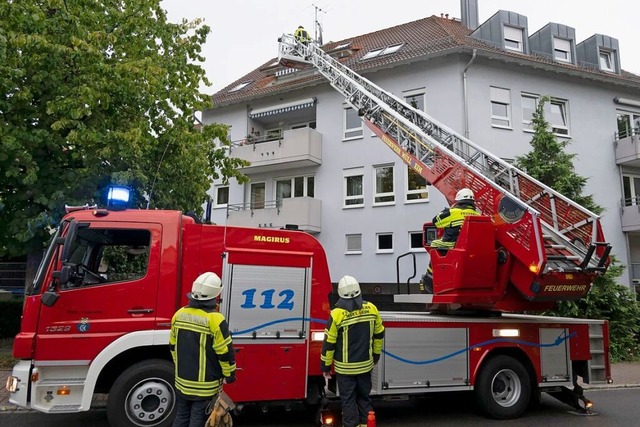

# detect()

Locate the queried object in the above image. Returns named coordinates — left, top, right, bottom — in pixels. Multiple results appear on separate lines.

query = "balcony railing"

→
left=230, top=127, right=322, bottom=174
left=614, top=126, right=640, bottom=166
left=621, top=197, right=640, bottom=231
left=226, top=197, right=322, bottom=233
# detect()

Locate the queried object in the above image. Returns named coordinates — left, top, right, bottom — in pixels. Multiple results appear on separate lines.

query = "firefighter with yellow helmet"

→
left=321, top=275, right=385, bottom=427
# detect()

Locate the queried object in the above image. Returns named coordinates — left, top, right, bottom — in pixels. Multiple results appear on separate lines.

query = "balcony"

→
left=614, top=127, right=640, bottom=166
left=230, top=128, right=322, bottom=174
left=621, top=198, right=640, bottom=232
left=227, top=197, right=322, bottom=233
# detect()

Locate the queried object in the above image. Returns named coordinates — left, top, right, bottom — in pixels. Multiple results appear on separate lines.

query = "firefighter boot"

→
left=420, top=272, right=433, bottom=294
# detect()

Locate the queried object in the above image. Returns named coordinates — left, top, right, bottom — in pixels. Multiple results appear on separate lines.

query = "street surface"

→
left=1, top=388, right=639, bottom=426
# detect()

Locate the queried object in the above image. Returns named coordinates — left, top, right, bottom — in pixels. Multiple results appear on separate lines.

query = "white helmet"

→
left=455, top=188, right=474, bottom=202
left=190, top=272, right=223, bottom=301
left=337, top=275, right=361, bottom=299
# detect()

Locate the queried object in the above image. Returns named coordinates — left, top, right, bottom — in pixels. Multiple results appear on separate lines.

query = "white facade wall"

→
left=204, top=52, right=640, bottom=287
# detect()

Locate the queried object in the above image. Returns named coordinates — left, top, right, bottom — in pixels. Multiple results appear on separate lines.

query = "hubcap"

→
left=491, top=368, right=521, bottom=408
left=126, top=378, right=174, bottom=426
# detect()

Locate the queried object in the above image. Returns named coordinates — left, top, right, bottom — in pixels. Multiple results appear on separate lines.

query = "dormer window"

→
left=503, top=26, right=524, bottom=52
left=361, top=43, right=404, bottom=60
left=553, top=38, right=572, bottom=63
left=599, top=50, right=614, bottom=72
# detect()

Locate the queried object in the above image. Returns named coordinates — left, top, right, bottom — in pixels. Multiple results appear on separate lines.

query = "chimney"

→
left=460, top=0, right=479, bottom=30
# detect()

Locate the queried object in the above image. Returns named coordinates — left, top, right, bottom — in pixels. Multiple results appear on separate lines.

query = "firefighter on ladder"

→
left=170, top=272, right=236, bottom=427
left=321, top=276, right=385, bottom=427
left=294, top=25, right=311, bottom=45
left=421, top=188, right=480, bottom=293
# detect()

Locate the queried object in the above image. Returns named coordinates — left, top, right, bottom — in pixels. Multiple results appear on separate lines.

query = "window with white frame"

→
left=409, top=231, right=425, bottom=251
left=374, top=164, right=394, bottom=205
left=376, top=233, right=393, bottom=253
left=404, top=88, right=425, bottom=111
left=406, top=166, right=428, bottom=202
left=623, top=175, right=640, bottom=206
left=503, top=26, right=524, bottom=52
left=521, top=93, right=538, bottom=131
left=344, top=168, right=364, bottom=208
left=549, top=99, right=569, bottom=135
left=553, top=38, right=572, bottom=63
left=599, top=50, right=614, bottom=72
left=344, top=107, right=363, bottom=140
left=345, top=234, right=362, bottom=254
left=214, top=185, right=229, bottom=208
left=490, top=86, right=511, bottom=128
left=275, top=176, right=314, bottom=202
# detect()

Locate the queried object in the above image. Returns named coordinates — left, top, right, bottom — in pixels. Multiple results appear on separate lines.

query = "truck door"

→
left=219, top=250, right=312, bottom=402
left=35, top=221, right=161, bottom=362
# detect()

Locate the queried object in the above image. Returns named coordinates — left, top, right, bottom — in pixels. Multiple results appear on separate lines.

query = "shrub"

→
left=0, top=298, right=23, bottom=339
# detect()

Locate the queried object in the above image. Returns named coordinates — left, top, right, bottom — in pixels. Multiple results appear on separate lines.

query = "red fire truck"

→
left=6, top=34, right=613, bottom=426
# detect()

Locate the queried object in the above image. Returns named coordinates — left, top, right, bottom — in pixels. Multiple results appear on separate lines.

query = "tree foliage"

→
left=516, top=96, right=640, bottom=361
left=516, top=96, right=601, bottom=214
left=0, top=0, right=248, bottom=258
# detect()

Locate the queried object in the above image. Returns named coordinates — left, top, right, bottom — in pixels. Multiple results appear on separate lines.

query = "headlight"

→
left=6, top=376, right=20, bottom=393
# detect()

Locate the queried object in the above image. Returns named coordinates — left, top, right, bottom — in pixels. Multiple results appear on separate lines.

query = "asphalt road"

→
left=1, top=388, right=638, bottom=426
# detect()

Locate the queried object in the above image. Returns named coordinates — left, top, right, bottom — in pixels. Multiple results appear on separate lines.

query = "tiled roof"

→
left=211, top=15, right=640, bottom=108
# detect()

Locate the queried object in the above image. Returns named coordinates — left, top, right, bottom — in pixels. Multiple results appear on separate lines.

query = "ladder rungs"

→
left=547, top=255, right=580, bottom=261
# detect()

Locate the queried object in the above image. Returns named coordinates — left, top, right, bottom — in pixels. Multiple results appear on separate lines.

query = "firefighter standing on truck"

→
left=170, top=272, right=236, bottom=427
left=321, top=275, right=385, bottom=427
left=421, top=188, right=480, bottom=293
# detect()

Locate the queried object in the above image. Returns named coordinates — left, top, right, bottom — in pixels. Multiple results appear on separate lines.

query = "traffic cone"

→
left=367, top=410, right=376, bottom=427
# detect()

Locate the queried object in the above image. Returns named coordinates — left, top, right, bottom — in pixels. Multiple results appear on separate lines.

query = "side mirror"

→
left=42, top=291, right=60, bottom=307
left=52, top=265, right=72, bottom=285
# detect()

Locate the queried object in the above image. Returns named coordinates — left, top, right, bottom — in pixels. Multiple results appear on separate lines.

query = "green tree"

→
left=0, top=0, right=248, bottom=259
left=516, top=96, right=640, bottom=361
left=516, top=96, right=600, bottom=214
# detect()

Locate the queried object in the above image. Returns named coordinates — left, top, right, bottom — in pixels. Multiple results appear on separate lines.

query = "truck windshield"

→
left=29, top=223, right=64, bottom=296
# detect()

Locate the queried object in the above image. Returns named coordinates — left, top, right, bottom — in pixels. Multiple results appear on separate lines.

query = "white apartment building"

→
left=202, top=0, right=640, bottom=290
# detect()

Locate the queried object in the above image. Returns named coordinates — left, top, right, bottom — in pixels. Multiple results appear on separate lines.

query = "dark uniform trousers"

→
left=173, top=391, right=210, bottom=427
left=338, top=371, right=373, bottom=427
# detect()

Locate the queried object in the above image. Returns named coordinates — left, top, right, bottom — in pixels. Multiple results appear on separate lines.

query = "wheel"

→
left=475, top=355, right=531, bottom=419
left=107, top=359, right=176, bottom=427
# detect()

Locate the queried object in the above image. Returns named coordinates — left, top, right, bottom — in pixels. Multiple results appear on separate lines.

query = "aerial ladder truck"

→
left=278, top=34, right=611, bottom=313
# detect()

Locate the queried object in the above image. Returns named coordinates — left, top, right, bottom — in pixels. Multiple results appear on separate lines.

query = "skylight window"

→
left=228, top=81, right=252, bottom=93
left=361, top=44, right=404, bottom=60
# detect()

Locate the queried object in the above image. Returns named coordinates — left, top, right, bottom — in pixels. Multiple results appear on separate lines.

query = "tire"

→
left=475, top=355, right=531, bottom=420
left=107, top=359, right=176, bottom=427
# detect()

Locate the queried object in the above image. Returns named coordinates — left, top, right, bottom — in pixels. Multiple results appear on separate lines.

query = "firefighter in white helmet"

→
left=421, top=188, right=480, bottom=293
left=170, top=272, right=236, bottom=427
left=321, top=275, right=384, bottom=427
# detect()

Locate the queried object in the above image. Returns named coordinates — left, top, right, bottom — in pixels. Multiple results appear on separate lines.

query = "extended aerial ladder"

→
left=278, top=35, right=611, bottom=311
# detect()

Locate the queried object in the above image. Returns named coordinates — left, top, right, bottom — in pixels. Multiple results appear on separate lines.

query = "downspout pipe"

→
left=463, top=49, right=477, bottom=139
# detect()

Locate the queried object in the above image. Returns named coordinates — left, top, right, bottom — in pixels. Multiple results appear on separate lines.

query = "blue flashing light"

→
left=106, top=185, right=131, bottom=210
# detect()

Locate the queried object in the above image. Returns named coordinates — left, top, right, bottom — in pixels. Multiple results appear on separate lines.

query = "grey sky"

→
left=161, top=0, right=640, bottom=94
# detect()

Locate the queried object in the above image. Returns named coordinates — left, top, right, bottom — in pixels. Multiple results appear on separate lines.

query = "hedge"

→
left=0, top=298, right=23, bottom=339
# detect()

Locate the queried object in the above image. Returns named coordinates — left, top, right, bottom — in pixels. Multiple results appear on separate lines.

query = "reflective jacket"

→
left=320, top=298, right=384, bottom=375
left=431, top=200, right=480, bottom=248
left=169, top=301, right=236, bottom=398
left=294, top=26, right=310, bottom=42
